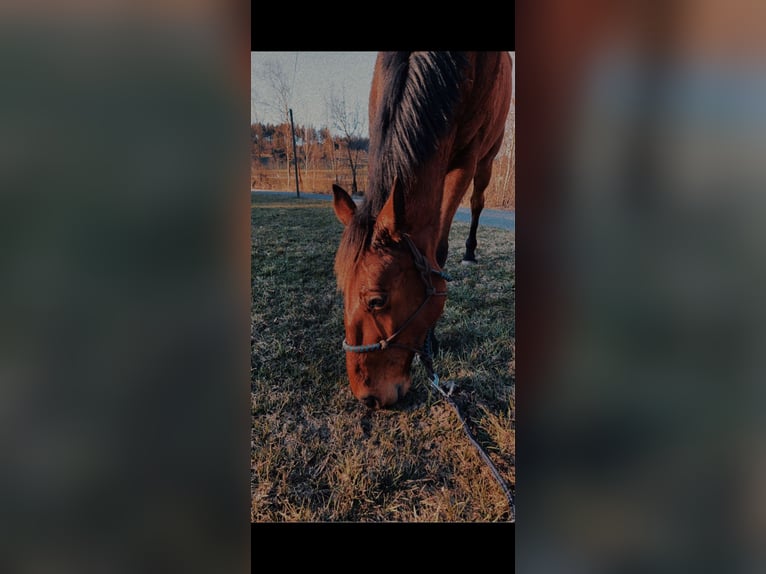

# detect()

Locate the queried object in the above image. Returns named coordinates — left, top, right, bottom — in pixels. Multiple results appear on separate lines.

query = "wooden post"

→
left=289, top=108, right=300, bottom=198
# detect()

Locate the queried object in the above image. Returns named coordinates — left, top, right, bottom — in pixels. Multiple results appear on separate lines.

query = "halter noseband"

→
left=342, top=233, right=452, bottom=356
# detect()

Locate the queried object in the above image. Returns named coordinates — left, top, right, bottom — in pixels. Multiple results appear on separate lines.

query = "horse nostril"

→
left=362, top=395, right=380, bottom=409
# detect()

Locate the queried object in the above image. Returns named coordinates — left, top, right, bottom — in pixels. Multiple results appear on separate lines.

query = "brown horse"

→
left=332, top=52, right=512, bottom=408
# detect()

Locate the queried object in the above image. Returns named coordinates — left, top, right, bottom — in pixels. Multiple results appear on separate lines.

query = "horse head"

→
left=332, top=181, right=448, bottom=408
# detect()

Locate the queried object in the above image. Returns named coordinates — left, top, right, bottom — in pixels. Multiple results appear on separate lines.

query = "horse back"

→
left=453, top=52, right=513, bottom=166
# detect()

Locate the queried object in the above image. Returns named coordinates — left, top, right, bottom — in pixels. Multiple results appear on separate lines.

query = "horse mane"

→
left=335, top=52, right=468, bottom=288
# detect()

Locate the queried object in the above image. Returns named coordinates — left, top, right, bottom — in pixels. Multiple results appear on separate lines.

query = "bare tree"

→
left=300, top=125, right=321, bottom=191
left=319, top=126, right=340, bottom=185
left=328, top=87, right=366, bottom=195
left=257, top=59, right=294, bottom=189
left=250, top=71, right=261, bottom=125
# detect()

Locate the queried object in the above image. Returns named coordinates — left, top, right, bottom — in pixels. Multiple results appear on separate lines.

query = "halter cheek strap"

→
left=342, top=233, right=451, bottom=355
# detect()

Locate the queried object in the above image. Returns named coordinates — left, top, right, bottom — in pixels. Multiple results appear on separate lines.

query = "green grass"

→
left=251, top=194, right=515, bottom=521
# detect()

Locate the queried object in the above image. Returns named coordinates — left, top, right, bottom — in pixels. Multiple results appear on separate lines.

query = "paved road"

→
left=251, top=190, right=515, bottom=232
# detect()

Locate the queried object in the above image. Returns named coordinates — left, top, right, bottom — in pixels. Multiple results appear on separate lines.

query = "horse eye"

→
left=367, top=294, right=388, bottom=310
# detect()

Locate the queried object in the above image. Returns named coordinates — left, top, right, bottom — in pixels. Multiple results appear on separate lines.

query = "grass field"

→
left=251, top=194, right=515, bottom=522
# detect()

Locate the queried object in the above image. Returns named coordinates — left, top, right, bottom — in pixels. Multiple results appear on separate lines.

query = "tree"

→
left=298, top=124, right=321, bottom=191
left=328, top=87, right=366, bottom=195
left=319, top=126, right=340, bottom=185
left=257, top=59, right=295, bottom=189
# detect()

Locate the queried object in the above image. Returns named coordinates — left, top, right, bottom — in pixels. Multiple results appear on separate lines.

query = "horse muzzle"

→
left=357, top=379, right=411, bottom=409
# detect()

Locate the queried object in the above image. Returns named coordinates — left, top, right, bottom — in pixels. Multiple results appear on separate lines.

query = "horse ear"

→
left=332, top=184, right=356, bottom=226
left=376, top=176, right=405, bottom=236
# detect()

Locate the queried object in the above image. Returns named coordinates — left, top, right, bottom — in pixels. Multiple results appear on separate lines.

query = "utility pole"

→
left=289, top=108, right=300, bottom=198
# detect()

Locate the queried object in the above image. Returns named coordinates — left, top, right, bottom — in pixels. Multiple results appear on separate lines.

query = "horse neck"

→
left=401, top=169, right=444, bottom=264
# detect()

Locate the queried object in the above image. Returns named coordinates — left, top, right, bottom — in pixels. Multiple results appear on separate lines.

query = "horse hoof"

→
left=461, top=259, right=477, bottom=266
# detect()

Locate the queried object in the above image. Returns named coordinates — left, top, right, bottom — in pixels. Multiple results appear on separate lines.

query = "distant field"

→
left=251, top=194, right=515, bottom=522
left=252, top=158, right=514, bottom=210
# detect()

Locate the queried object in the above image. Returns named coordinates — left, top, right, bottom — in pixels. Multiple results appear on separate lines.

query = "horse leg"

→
left=462, top=162, right=491, bottom=264
left=436, top=238, right=449, bottom=269
left=427, top=326, right=440, bottom=356
left=426, top=237, right=450, bottom=357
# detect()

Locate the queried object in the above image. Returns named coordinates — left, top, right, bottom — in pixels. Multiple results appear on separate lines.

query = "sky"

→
left=251, top=52, right=515, bottom=133
left=250, top=52, right=378, bottom=132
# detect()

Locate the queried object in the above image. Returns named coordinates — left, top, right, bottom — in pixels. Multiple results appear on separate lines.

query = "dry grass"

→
left=251, top=194, right=515, bottom=522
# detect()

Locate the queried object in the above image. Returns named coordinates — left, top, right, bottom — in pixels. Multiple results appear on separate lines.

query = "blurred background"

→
left=0, top=1, right=250, bottom=572
left=517, top=1, right=766, bottom=571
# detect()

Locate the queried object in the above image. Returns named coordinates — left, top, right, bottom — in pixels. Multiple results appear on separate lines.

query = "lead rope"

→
left=421, top=329, right=516, bottom=522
